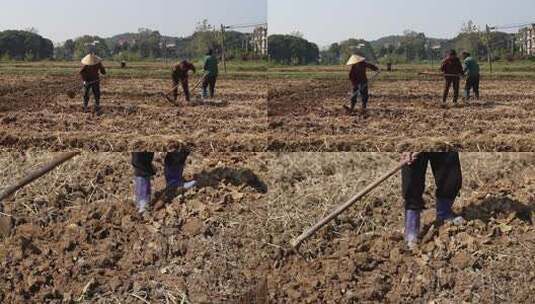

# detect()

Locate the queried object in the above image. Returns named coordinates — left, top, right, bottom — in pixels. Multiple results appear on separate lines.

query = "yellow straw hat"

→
left=346, top=54, right=366, bottom=65
left=81, top=54, right=102, bottom=66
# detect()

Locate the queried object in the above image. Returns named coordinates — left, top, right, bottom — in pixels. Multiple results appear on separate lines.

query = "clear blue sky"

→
left=0, top=0, right=267, bottom=43
left=269, top=0, right=535, bottom=47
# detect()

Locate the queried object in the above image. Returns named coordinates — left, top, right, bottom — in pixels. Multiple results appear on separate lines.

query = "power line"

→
left=492, top=21, right=535, bottom=30
left=225, top=22, right=267, bottom=30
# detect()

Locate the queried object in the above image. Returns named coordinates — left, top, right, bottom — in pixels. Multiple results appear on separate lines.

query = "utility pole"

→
left=486, top=24, right=493, bottom=73
left=220, top=24, right=227, bottom=73
left=511, top=35, right=515, bottom=57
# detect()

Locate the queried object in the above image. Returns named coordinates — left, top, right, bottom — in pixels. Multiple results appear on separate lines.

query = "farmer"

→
left=462, top=52, right=480, bottom=101
left=172, top=60, right=196, bottom=102
left=79, top=52, right=106, bottom=115
left=346, top=54, right=379, bottom=112
left=440, top=50, right=464, bottom=104
left=202, top=49, right=219, bottom=98
left=131, top=151, right=197, bottom=214
left=401, top=152, right=465, bottom=248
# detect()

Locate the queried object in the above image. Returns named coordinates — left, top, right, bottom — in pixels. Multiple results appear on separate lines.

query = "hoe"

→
left=161, top=73, right=207, bottom=105
left=0, top=152, right=80, bottom=238
left=418, top=71, right=464, bottom=78
left=291, top=153, right=419, bottom=248
left=66, top=78, right=103, bottom=99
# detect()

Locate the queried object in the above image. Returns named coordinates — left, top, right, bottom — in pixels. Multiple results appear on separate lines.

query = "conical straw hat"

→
left=346, top=54, right=366, bottom=65
left=81, top=54, right=102, bottom=66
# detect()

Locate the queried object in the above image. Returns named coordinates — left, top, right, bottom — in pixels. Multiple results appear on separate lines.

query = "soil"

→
left=268, top=78, right=535, bottom=151
left=0, top=73, right=267, bottom=152
left=0, top=152, right=271, bottom=303
left=261, top=153, right=535, bottom=303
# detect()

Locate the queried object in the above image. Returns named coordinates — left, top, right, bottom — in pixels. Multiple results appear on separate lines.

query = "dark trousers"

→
left=173, top=78, right=190, bottom=101
left=131, top=151, right=189, bottom=177
left=350, top=82, right=369, bottom=109
left=402, top=152, right=462, bottom=210
left=443, top=77, right=460, bottom=103
left=202, top=75, right=217, bottom=97
left=83, top=82, right=101, bottom=109
left=465, top=75, right=480, bottom=100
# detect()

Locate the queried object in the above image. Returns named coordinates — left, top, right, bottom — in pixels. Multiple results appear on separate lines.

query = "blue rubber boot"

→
left=404, top=209, right=421, bottom=249
left=436, top=198, right=465, bottom=225
left=164, top=163, right=197, bottom=202
left=134, top=176, right=151, bottom=213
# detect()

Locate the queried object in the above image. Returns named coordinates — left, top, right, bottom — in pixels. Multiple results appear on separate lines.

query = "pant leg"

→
left=473, top=75, right=480, bottom=99
left=92, top=83, right=101, bottom=109
left=132, top=152, right=156, bottom=177
left=452, top=78, right=460, bottom=103
left=164, top=149, right=190, bottom=186
left=360, top=83, right=369, bottom=108
left=209, top=76, right=217, bottom=97
left=464, top=77, right=472, bottom=99
left=202, top=76, right=209, bottom=97
left=402, top=154, right=430, bottom=210
left=350, top=86, right=359, bottom=109
left=172, top=79, right=179, bottom=101
left=443, top=78, right=452, bottom=102
left=181, top=78, right=190, bottom=101
left=83, top=83, right=91, bottom=107
left=429, top=152, right=462, bottom=200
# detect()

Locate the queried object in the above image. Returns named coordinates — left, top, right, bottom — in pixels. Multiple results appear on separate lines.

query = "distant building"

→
left=518, top=24, right=535, bottom=55
left=252, top=26, right=268, bottom=56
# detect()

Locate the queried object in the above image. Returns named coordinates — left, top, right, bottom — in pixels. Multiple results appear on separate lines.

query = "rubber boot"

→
left=134, top=176, right=151, bottom=214
left=404, top=209, right=421, bottom=249
left=436, top=198, right=465, bottom=225
left=202, top=87, right=208, bottom=99
left=163, top=164, right=198, bottom=203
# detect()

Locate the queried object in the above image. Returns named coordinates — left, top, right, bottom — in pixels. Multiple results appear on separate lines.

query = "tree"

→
left=0, top=30, right=53, bottom=60
left=64, top=39, right=75, bottom=59
left=339, top=39, right=377, bottom=63
left=268, top=34, right=319, bottom=65
left=73, top=35, right=110, bottom=59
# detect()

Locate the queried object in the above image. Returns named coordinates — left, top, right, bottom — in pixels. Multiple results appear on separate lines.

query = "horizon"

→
left=0, top=0, right=267, bottom=44
left=269, top=0, right=535, bottom=47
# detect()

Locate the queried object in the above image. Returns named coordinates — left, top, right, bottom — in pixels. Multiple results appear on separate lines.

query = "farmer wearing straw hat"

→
left=172, top=60, right=196, bottom=102
left=346, top=54, right=379, bottom=112
left=440, top=50, right=464, bottom=104
left=401, top=152, right=465, bottom=249
left=131, top=151, right=198, bottom=214
left=79, top=52, right=106, bottom=115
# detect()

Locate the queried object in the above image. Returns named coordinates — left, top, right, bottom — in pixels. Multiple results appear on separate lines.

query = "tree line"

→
left=269, top=20, right=522, bottom=66
left=0, top=20, right=266, bottom=62
left=0, top=30, right=53, bottom=61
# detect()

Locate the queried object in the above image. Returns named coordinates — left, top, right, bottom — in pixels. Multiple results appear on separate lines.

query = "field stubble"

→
left=0, top=65, right=267, bottom=151
left=0, top=152, right=271, bottom=303
left=268, top=77, right=535, bottom=151
left=262, top=152, right=535, bottom=303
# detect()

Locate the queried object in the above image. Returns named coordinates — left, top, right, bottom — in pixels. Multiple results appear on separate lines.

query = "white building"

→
left=252, top=26, right=268, bottom=56
left=518, top=24, right=535, bottom=55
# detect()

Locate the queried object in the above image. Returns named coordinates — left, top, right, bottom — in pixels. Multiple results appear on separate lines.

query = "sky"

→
left=0, top=0, right=267, bottom=43
left=269, top=0, right=535, bottom=47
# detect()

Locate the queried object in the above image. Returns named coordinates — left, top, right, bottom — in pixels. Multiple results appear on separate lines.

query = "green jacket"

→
left=463, top=57, right=480, bottom=77
left=203, top=55, right=219, bottom=77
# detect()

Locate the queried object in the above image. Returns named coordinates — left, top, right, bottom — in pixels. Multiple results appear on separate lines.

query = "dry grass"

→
left=268, top=78, right=535, bottom=151
left=0, top=152, right=271, bottom=303
left=0, top=71, right=267, bottom=151
left=260, top=153, right=535, bottom=302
